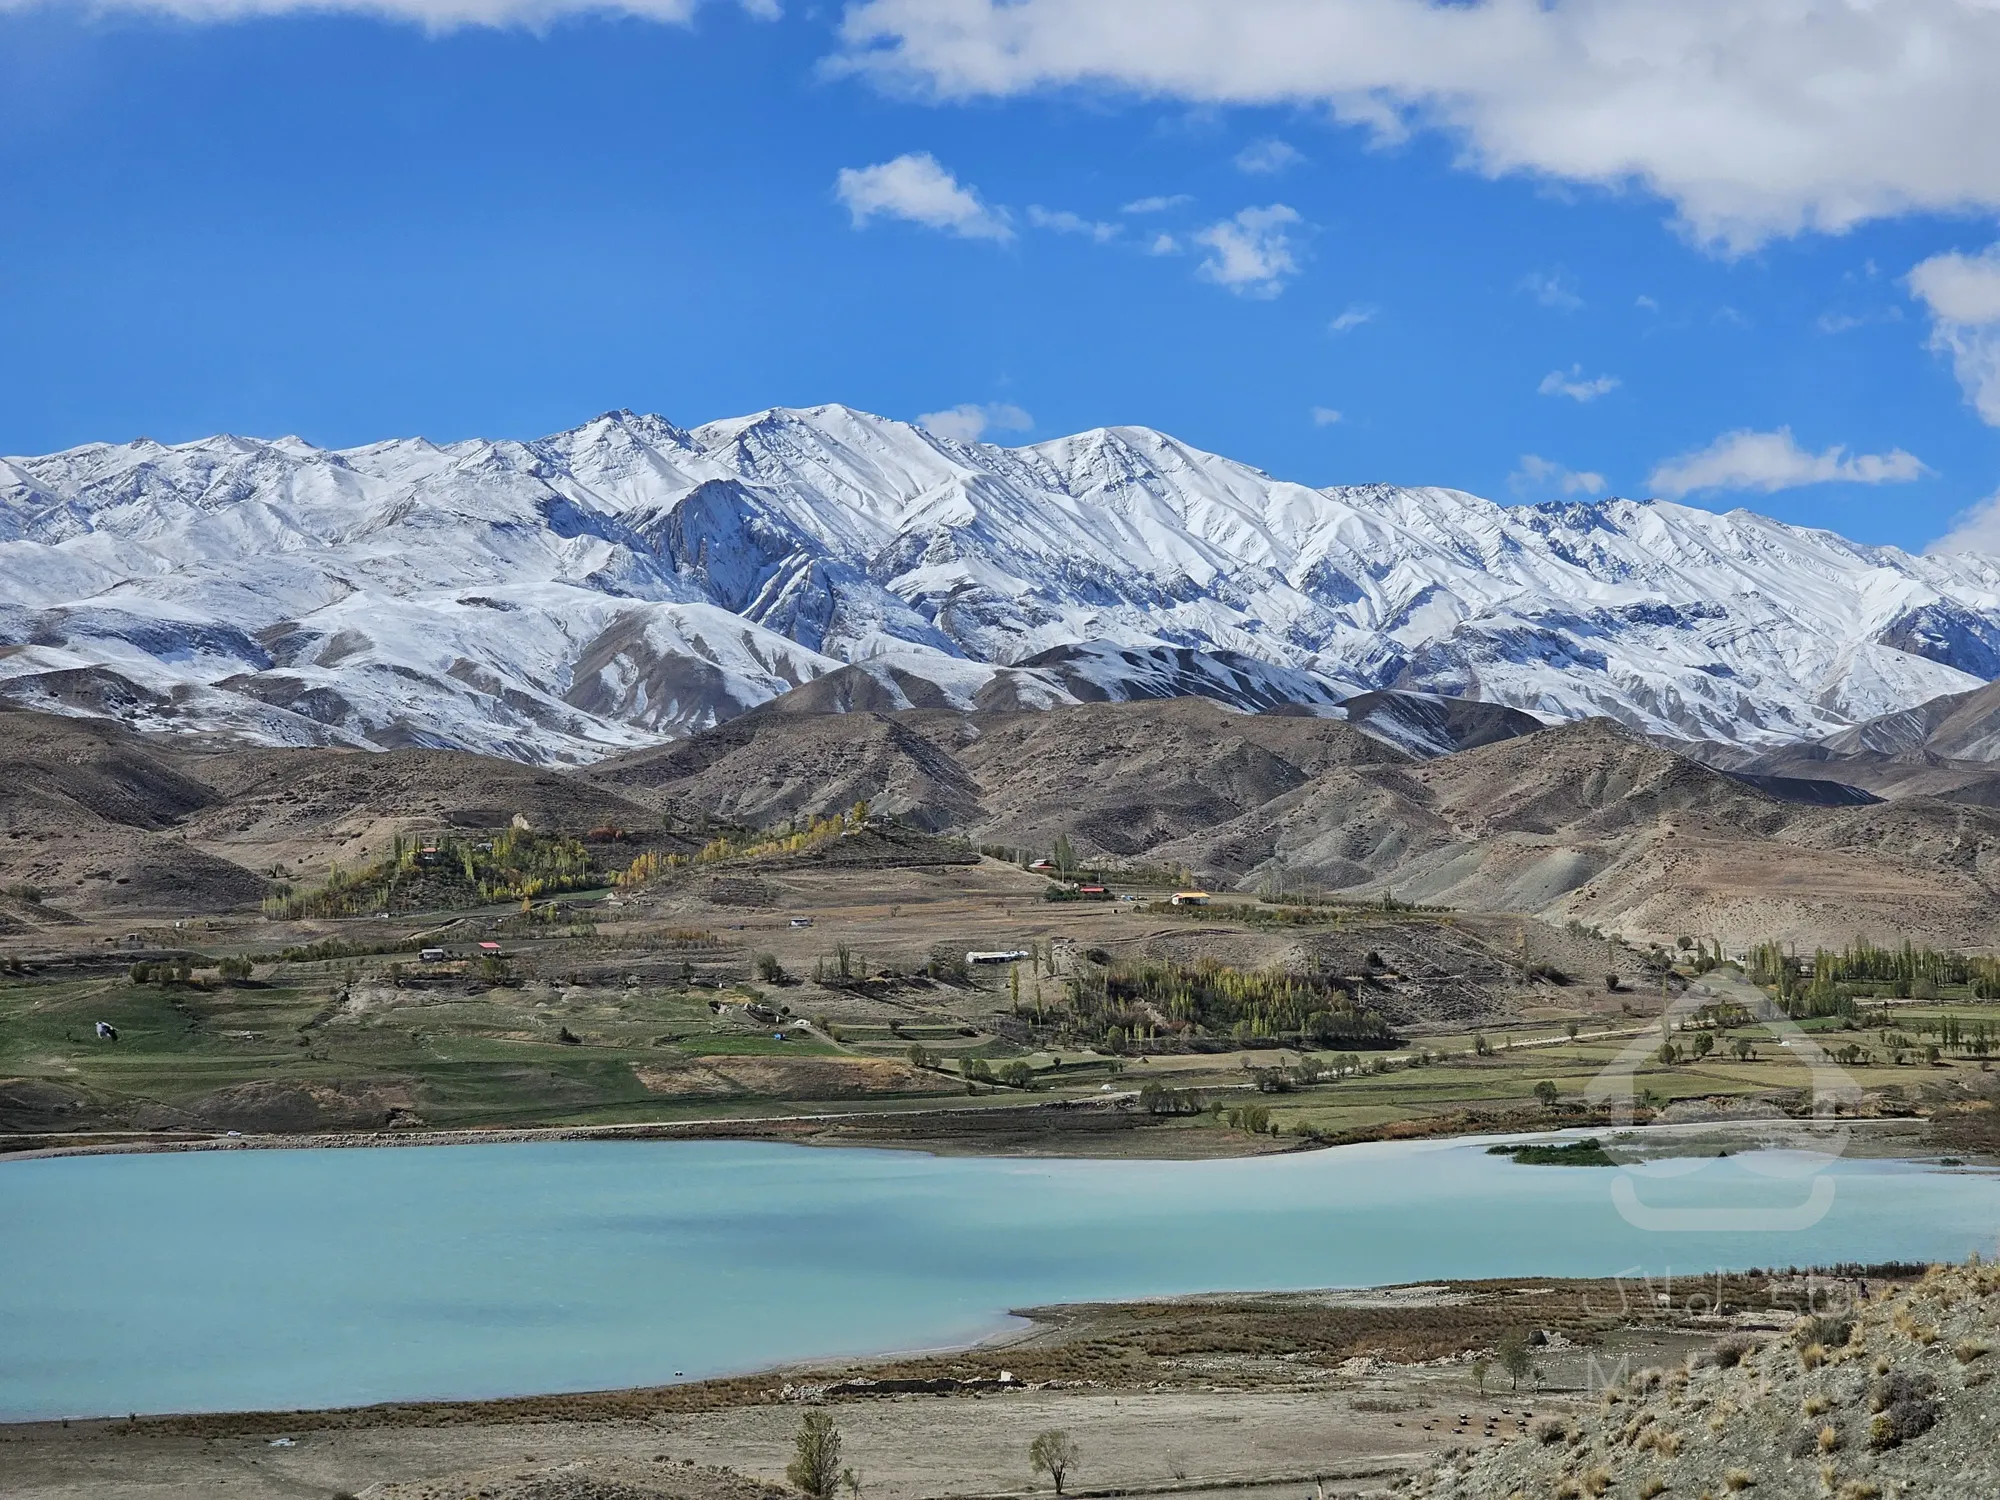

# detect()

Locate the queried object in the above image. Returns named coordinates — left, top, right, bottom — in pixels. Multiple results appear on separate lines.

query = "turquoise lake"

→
left=5, top=1137, right=2000, bottom=1422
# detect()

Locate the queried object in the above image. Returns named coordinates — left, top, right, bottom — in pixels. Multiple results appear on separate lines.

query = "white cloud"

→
left=836, top=0, right=2000, bottom=252
left=1813, top=305, right=1901, bottom=334
left=1635, top=294, right=1660, bottom=312
left=1194, top=204, right=1301, bottom=297
left=1519, top=269, right=1582, bottom=312
left=1328, top=303, right=1376, bottom=334
left=22, top=0, right=769, bottom=29
left=1235, top=138, right=1305, bottom=175
left=835, top=152, right=1014, bottom=242
left=1123, top=194, right=1193, bottom=214
left=1647, top=427, right=1928, bottom=499
left=1311, top=406, right=1343, bottom=426
left=1513, top=454, right=1607, bottom=497
left=1910, top=244, right=2000, bottom=425
left=916, top=402, right=1035, bottom=443
left=1930, top=488, right=2000, bottom=555
left=1026, top=205, right=1118, bottom=242
left=1147, top=232, right=1182, bottom=255
left=1537, top=365, right=1620, bottom=403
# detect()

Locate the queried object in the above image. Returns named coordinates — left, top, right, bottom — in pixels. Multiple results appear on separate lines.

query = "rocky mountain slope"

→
left=1407, top=1260, right=2000, bottom=1500
left=6, top=404, right=2000, bottom=762
left=1733, top=680, right=2000, bottom=805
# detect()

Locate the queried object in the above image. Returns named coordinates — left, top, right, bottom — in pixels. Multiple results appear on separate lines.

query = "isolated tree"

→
left=1532, top=1079, right=1560, bottom=1110
left=1029, top=1430, right=1080, bottom=1495
left=787, top=1409, right=843, bottom=1498
left=1052, top=834, right=1077, bottom=880
left=1472, top=1356, right=1492, bottom=1396
left=1498, top=1331, right=1534, bottom=1391
left=1565, top=1019, right=1581, bottom=1042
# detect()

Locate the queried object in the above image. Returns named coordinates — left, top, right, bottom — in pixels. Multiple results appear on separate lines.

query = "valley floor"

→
left=12, top=854, right=1998, bottom=1163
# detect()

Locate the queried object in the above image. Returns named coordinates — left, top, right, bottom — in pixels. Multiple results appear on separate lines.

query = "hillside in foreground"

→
left=1407, top=1260, right=2000, bottom=1500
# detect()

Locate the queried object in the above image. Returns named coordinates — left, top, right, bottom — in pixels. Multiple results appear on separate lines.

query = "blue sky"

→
left=4, top=0, right=2000, bottom=552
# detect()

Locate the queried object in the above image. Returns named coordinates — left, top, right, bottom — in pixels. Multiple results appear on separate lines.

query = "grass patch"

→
left=1487, top=1137, right=1616, bottom=1167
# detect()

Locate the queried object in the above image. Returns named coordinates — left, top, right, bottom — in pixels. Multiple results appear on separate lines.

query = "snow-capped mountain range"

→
left=3, top=403, right=1998, bottom=763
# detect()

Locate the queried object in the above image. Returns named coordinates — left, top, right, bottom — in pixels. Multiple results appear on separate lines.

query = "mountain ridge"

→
left=5, top=403, right=1999, bottom=762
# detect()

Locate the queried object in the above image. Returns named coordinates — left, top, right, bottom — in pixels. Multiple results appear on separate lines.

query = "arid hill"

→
left=590, top=705, right=2000, bottom=947
left=0, top=707, right=653, bottom=914
left=584, top=697, right=1407, bottom=853
left=1728, top=679, right=2000, bottom=806
left=10, top=696, right=2000, bottom=944
left=1153, top=719, right=2000, bottom=947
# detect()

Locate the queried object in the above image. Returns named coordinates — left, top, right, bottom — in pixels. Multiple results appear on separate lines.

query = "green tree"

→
left=787, top=1409, right=843, bottom=1498
left=1532, top=1079, right=1560, bottom=1110
left=1472, top=1356, right=1492, bottom=1395
left=1498, top=1331, right=1534, bottom=1391
left=1029, top=1430, right=1080, bottom=1496
left=996, top=1060, right=1037, bottom=1089
left=756, top=952, right=788, bottom=984
left=1052, top=834, right=1076, bottom=880
left=905, top=1043, right=935, bottom=1070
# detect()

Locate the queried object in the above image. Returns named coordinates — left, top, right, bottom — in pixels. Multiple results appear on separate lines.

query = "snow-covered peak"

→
left=4, top=402, right=1999, bottom=762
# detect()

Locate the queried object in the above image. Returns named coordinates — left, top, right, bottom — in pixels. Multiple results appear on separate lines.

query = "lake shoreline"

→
left=0, top=1095, right=1281, bottom=1163
left=2, top=1093, right=1968, bottom=1167
left=0, top=1263, right=1899, bottom=1436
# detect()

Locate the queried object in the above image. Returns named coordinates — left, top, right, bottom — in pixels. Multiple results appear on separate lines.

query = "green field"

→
left=0, top=962, right=901, bottom=1136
